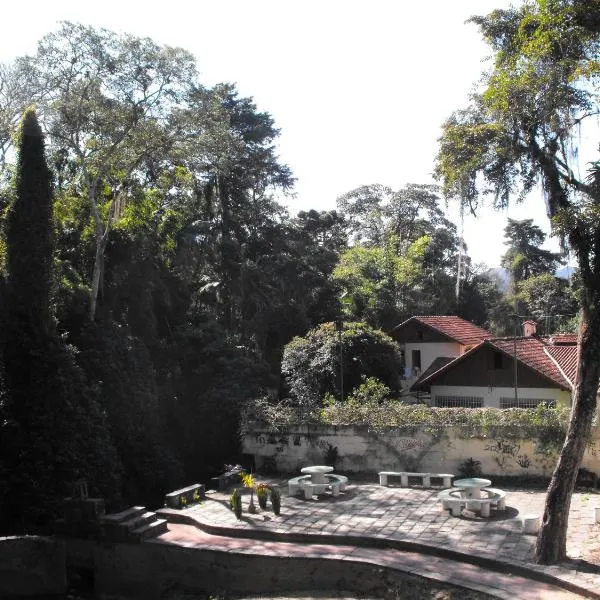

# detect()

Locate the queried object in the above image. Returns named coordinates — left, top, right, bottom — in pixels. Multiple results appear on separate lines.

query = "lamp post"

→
left=335, top=319, right=344, bottom=403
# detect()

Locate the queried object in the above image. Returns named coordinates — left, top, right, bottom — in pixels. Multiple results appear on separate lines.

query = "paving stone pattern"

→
left=167, top=481, right=600, bottom=597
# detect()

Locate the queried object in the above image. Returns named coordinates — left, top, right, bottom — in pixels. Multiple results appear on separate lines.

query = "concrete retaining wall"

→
left=94, top=540, right=482, bottom=599
left=0, top=535, right=66, bottom=597
left=242, top=423, right=600, bottom=477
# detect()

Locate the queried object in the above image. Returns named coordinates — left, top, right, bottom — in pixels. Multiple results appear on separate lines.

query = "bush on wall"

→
left=245, top=399, right=567, bottom=453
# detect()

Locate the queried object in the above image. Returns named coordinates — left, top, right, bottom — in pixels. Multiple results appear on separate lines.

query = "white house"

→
left=389, top=315, right=492, bottom=391
left=411, top=325, right=577, bottom=409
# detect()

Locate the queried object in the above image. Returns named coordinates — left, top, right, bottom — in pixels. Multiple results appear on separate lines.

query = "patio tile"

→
left=158, top=480, right=600, bottom=598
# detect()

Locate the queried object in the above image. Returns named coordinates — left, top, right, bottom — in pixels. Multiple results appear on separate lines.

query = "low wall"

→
left=0, top=535, right=66, bottom=597
left=94, top=539, right=483, bottom=599
left=242, top=423, right=600, bottom=478
left=0, top=534, right=484, bottom=599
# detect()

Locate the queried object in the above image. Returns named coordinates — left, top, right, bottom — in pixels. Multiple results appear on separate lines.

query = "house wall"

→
left=429, top=385, right=571, bottom=409
left=242, top=421, right=600, bottom=477
left=404, top=341, right=462, bottom=374
left=431, top=346, right=561, bottom=389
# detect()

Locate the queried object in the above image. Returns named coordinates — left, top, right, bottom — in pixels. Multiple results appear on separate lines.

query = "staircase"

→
left=101, top=506, right=168, bottom=542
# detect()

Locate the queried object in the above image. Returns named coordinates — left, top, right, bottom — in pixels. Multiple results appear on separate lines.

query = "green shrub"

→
left=230, top=488, right=242, bottom=520
left=245, top=398, right=567, bottom=446
left=270, top=487, right=281, bottom=515
left=458, top=457, right=483, bottom=478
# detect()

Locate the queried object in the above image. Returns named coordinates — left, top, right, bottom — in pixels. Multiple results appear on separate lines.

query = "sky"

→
left=1, top=0, right=593, bottom=267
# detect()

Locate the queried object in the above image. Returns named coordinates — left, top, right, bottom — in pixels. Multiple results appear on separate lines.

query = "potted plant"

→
left=256, top=483, right=269, bottom=509
left=270, top=486, right=281, bottom=516
left=230, top=488, right=242, bottom=520
left=241, top=472, right=257, bottom=514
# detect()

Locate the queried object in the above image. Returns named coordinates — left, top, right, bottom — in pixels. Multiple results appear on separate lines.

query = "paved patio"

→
left=157, top=479, right=600, bottom=599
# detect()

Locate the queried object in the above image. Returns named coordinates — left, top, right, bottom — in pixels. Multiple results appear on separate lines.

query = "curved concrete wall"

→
left=94, top=540, right=486, bottom=599
left=0, top=535, right=66, bottom=597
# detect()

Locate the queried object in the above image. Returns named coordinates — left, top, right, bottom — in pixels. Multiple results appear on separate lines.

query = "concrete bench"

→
left=325, top=474, right=348, bottom=493
left=437, top=488, right=493, bottom=517
left=209, top=468, right=244, bottom=491
left=288, top=474, right=347, bottom=499
left=484, top=487, right=507, bottom=511
left=288, top=475, right=312, bottom=496
left=379, top=471, right=454, bottom=488
left=438, top=488, right=465, bottom=516
left=164, top=484, right=205, bottom=509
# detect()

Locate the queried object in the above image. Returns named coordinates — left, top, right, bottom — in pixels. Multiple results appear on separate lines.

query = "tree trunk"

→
left=88, top=182, right=114, bottom=322
left=534, top=295, right=600, bottom=564
left=89, top=235, right=108, bottom=321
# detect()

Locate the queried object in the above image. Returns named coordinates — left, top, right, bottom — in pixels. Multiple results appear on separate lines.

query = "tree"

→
left=1, top=109, right=120, bottom=530
left=7, top=22, right=197, bottom=320
left=436, top=0, right=600, bottom=563
left=517, top=272, right=579, bottom=333
left=5, top=109, right=53, bottom=334
left=334, top=183, right=463, bottom=329
left=336, top=183, right=455, bottom=249
left=281, top=322, right=402, bottom=410
left=501, top=218, right=561, bottom=288
left=333, top=235, right=432, bottom=329
left=458, top=267, right=514, bottom=334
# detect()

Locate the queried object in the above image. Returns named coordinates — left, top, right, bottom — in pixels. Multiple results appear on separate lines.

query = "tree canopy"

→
left=501, top=218, right=561, bottom=286
left=436, top=0, right=600, bottom=564
left=281, top=322, right=402, bottom=410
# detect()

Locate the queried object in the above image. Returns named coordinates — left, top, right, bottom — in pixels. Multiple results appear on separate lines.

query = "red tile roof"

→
left=545, top=345, right=578, bottom=386
left=413, top=336, right=576, bottom=391
left=393, top=315, right=492, bottom=346
left=490, top=338, right=571, bottom=389
left=547, top=333, right=578, bottom=345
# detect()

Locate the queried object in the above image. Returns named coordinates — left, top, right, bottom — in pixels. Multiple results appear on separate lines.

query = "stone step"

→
left=102, top=506, right=146, bottom=524
left=117, top=511, right=157, bottom=532
left=131, top=518, right=168, bottom=541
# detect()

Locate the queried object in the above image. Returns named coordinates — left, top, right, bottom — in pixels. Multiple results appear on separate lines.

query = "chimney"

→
left=522, top=320, right=537, bottom=337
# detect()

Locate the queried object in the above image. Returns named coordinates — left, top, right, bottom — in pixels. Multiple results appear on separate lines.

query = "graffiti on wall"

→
left=393, top=438, right=425, bottom=451
left=485, top=439, right=520, bottom=470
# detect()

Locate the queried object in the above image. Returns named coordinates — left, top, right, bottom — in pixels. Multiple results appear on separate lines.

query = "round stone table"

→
left=453, top=477, right=492, bottom=499
left=301, top=465, right=334, bottom=484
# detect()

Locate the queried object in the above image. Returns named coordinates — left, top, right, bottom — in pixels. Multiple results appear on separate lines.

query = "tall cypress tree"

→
left=6, top=108, right=53, bottom=336
left=1, top=109, right=121, bottom=533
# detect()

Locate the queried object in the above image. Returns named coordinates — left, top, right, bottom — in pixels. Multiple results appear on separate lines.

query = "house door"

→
left=412, top=349, right=421, bottom=374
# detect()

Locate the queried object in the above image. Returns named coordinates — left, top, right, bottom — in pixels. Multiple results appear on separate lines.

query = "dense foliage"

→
left=1, top=110, right=121, bottom=531
left=245, top=397, right=567, bottom=443
left=0, top=20, right=580, bottom=535
left=435, top=0, right=600, bottom=563
left=281, top=322, right=402, bottom=410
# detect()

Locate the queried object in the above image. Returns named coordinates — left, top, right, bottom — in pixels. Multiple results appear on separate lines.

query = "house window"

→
left=500, top=397, right=555, bottom=409
left=435, top=395, right=483, bottom=408
left=493, top=351, right=503, bottom=370
left=412, top=350, right=421, bottom=370
left=417, top=330, right=424, bottom=340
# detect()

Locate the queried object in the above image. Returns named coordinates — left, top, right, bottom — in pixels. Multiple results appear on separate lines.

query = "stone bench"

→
left=209, top=468, right=244, bottom=491
left=485, top=487, right=507, bottom=511
left=288, top=474, right=348, bottom=500
left=379, top=471, right=454, bottom=488
left=326, top=474, right=348, bottom=492
left=288, top=475, right=312, bottom=496
left=437, top=488, right=493, bottom=517
left=164, top=484, right=205, bottom=509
